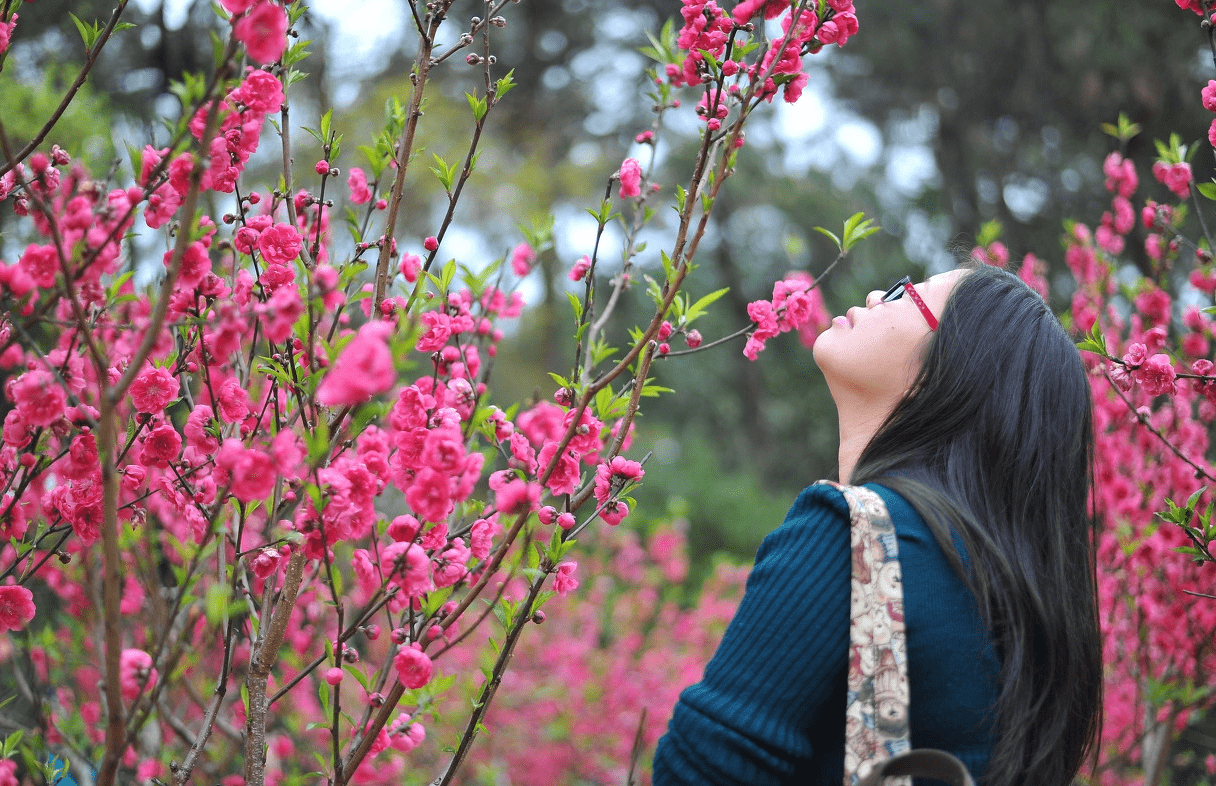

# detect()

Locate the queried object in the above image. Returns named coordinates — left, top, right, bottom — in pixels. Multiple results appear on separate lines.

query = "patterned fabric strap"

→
left=818, top=481, right=912, bottom=786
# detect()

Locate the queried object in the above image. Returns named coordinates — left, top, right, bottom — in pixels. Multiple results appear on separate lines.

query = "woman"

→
left=652, top=264, right=1102, bottom=786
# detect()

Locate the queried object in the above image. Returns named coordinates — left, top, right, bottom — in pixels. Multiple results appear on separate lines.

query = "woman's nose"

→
left=865, top=290, right=885, bottom=308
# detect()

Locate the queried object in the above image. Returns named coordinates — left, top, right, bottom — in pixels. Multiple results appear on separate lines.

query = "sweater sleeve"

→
left=652, top=484, right=852, bottom=786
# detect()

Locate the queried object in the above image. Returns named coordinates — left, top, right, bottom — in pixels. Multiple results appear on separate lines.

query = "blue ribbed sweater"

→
left=653, top=482, right=1001, bottom=786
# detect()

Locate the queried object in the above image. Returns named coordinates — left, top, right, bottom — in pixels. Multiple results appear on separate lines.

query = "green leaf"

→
left=813, top=226, right=842, bottom=251
left=975, top=218, right=1003, bottom=247
left=302, top=125, right=326, bottom=147
left=204, top=583, right=232, bottom=625
left=68, top=13, right=100, bottom=50
left=566, top=292, right=584, bottom=323
left=685, top=287, right=729, bottom=323
left=423, top=585, right=454, bottom=617
left=1197, top=182, right=1216, bottom=201
left=841, top=213, right=881, bottom=252
left=1101, top=112, right=1141, bottom=143
left=660, top=250, right=675, bottom=285
left=306, top=417, right=331, bottom=464
left=2, top=730, right=24, bottom=758
left=1075, top=322, right=1108, bottom=357
left=320, top=109, right=333, bottom=145
left=495, top=70, right=516, bottom=99
left=466, top=92, right=488, bottom=122
left=431, top=153, right=456, bottom=192
left=345, top=664, right=371, bottom=692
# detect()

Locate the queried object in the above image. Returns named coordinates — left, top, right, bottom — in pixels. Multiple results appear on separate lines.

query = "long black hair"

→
left=850, top=264, right=1102, bottom=786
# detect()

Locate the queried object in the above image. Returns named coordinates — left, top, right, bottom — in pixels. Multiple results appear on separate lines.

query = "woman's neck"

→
left=833, top=391, right=897, bottom=485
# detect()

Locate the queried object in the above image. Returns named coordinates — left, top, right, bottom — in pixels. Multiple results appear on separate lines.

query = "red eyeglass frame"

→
left=881, top=276, right=938, bottom=331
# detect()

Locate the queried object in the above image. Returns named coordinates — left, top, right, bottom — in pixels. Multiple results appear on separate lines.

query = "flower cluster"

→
left=742, top=271, right=831, bottom=360
left=224, top=0, right=290, bottom=64
left=437, top=522, right=747, bottom=785
left=664, top=0, right=858, bottom=122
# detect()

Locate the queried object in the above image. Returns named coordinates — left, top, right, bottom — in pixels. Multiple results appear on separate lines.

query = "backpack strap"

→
left=817, top=481, right=976, bottom=786
left=818, top=481, right=912, bottom=786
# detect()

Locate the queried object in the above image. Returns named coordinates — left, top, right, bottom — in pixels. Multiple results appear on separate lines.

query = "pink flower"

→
left=261, top=282, right=304, bottom=343
left=747, top=299, right=780, bottom=339
left=11, top=369, right=66, bottom=428
left=593, top=456, right=644, bottom=504
left=0, top=585, right=36, bottom=632
left=599, top=500, right=630, bottom=525
left=233, top=1, right=289, bottom=64
left=538, top=442, right=581, bottom=496
left=423, top=236, right=439, bottom=252
left=569, top=255, right=592, bottom=282
left=388, top=514, right=421, bottom=542
left=348, top=167, right=373, bottom=204
left=552, top=561, right=579, bottom=596
left=248, top=548, right=280, bottom=579
left=119, top=648, right=158, bottom=702
left=1123, top=342, right=1149, bottom=368
left=215, top=377, right=251, bottom=422
left=1191, top=267, right=1216, bottom=294
left=19, top=243, right=58, bottom=289
left=394, top=643, right=433, bottom=689
left=1134, top=354, right=1177, bottom=396
left=405, top=467, right=454, bottom=523
left=382, top=541, right=433, bottom=597
left=216, top=440, right=277, bottom=502
left=0, top=14, right=16, bottom=58
left=317, top=321, right=396, bottom=406
left=617, top=157, right=642, bottom=199
left=1134, top=286, right=1172, bottom=327
left=221, top=0, right=258, bottom=12
left=415, top=311, right=452, bottom=353
left=743, top=334, right=767, bottom=360
left=495, top=477, right=540, bottom=514
left=130, top=365, right=179, bottom=414
left=140, top=424, right=183, bottom=468
left=510, top=243, right=536, bottom=276
left=231, top=69, right=284, bottom=114
left=1164, top=162, right=1192, bottom=199
left=399, top=252, right=421, bottom=283
left=1203, top=80, right=1216, bottom=112
left=258, top=222, right=302, bottom=266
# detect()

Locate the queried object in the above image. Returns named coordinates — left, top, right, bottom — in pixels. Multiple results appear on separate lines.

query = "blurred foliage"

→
left=836, top=0, right=1213, bottom=271
left=0, top=60, right=114, bottom=169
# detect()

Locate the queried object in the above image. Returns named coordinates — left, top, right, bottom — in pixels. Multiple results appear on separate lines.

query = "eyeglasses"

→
left=882, top=275, right=939, bottom=331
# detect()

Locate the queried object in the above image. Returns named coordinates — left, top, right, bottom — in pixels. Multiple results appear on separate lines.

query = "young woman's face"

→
left=813, top=268, right=967, bottom=404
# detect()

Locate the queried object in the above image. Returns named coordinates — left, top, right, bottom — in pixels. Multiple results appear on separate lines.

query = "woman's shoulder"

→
left=775, top=481, right=927, bottom=535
